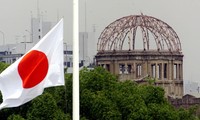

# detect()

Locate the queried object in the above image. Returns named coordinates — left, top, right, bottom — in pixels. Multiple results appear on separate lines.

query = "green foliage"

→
left=177, top=107, right=198, bottom=120
left=80, top=67, right=117, bottom=92
left=0, top=62, right=9, bottom=73
left=80, top=67, right=121, bottom=119
left=144, top=76, right=156, bottom=85
left=7, top=114, right=25, bottom=120
left=140, top=85, right=166, bottom=105
left=181, top=105, right=200, bottom=120
left=90, top=91, right=121, bottom=120
left=147, top=103, right=179, bottom=120
left=0, top=66, right=199, bottom=119
left=64, top=73, right=73, bottom=115
left=79, top=67, right=197, bottom=119
left=26, top=93, right=59, bottom=120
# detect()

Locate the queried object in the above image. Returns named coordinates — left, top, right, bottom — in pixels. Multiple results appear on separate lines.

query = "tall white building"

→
left=79, top=32, right=88, bottom=66
left=31, top=17, right=53, bottom=43
left=0, top=16, right=54, bottom=64
left=79, top=32, right=95, bottom=67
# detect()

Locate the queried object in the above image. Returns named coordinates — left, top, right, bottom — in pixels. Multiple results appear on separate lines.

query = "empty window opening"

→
left=106, top=64, right=110, bottom=71
left=164, top=63, right=167, bottom=79
left=158, top=63, right=162, bottom=80
left=136, top=64, right=142, bottom=78
left=173, top=64, right=177, bottom=79
left=127, top=64, right=132, bottom=74
left=178, top=64, right=181, bottom=80
left=119, top=64, right=125, bottom=74
left=151, top=64, right=156, bottom=78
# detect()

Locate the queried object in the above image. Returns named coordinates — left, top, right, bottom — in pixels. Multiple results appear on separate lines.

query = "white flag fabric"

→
left=0, top=19, right=64, bottom=110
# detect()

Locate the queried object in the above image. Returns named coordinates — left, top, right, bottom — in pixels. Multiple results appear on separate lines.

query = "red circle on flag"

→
left=18, top=50, right=49, bottom=88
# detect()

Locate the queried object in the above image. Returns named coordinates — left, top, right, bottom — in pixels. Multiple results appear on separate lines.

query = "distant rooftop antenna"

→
left=85, top=0, right=87, bottom=33
left=93, top=24, right=96, bottom=32
left=37, top=0, right=40, bottom=19
left=82, top=0, right=87, bottom=65
left=57, top=9, right=60, bottom=22
left=30, top=11, right=33, bottom=43
left=37, top=0, right=42, bottom=40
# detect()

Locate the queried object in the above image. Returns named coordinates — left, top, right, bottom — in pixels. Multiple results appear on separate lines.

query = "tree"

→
left=80, top=67, right=121, bottom=119
left=79, top=67, right=197, bottom=119
left=80, top=67, right=117, bottom=92
left=7, top=114, right=25, bottom=120
left=0, top=66, right=198, bottom=119
left=0, top=62, right=9, bottom=73
left=26, top=93, right=66, bottom=120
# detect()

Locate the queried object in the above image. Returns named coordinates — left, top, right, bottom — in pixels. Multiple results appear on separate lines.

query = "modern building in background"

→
left=79, top=32, right=95, bottom=67
left=184, top=81, right=200, bottom=97
left=31, top=17, right=52, bottom=43
left=0, top=16, right=53, bottom=64
left=79, top=32, right=88, bottom=66
left=0, top=14, right=95, bottom=72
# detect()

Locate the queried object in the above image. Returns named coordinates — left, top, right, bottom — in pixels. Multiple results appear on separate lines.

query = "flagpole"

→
left=73, top=0, right=79, bottom=119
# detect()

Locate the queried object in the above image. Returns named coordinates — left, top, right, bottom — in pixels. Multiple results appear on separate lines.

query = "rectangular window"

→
left=174, top=64, right=177, bottom=79
left=119, top=64, right=125, bottom=74
left=151, top=64, right=156, bottom=78
left=106, top=64, right=110, bottom=71
left=127, top=64, right=132, bottom=74
left=158, top=63, right=162, bottom=80
left=164, top=63, right=167, bottom=79
left=136, top=64, right=142, bottom=78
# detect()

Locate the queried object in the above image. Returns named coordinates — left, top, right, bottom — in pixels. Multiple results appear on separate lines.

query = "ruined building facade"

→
left=95, top=15, right=184, bottom=97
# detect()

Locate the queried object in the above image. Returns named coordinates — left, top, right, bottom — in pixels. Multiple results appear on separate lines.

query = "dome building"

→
left=95, top=14, right=183, bottom=97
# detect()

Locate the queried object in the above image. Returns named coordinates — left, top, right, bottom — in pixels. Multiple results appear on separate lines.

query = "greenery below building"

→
left=0, top=62, right=199, bottom=119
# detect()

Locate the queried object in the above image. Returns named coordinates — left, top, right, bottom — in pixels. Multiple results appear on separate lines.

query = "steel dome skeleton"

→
left=97, top=15, right=181, bottom=52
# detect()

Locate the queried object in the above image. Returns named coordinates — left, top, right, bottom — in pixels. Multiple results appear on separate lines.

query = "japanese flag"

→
left=0, top=19, right=64, bottom=109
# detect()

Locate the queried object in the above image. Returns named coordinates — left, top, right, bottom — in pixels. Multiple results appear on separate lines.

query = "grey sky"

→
left=0, top=0, right=200, bottom=82
left=82, top=0, right=200, bottom=83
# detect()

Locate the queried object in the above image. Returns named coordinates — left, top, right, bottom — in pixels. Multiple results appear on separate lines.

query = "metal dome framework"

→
left=97, top=15, right=181, bottom=52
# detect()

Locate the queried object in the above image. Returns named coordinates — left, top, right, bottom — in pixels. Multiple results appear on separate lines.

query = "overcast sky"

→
left=0, top=0, right=200, bottom=82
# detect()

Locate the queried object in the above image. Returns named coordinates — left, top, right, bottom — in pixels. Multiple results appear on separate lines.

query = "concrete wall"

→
left=96, top=50, right=184, bottom=97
